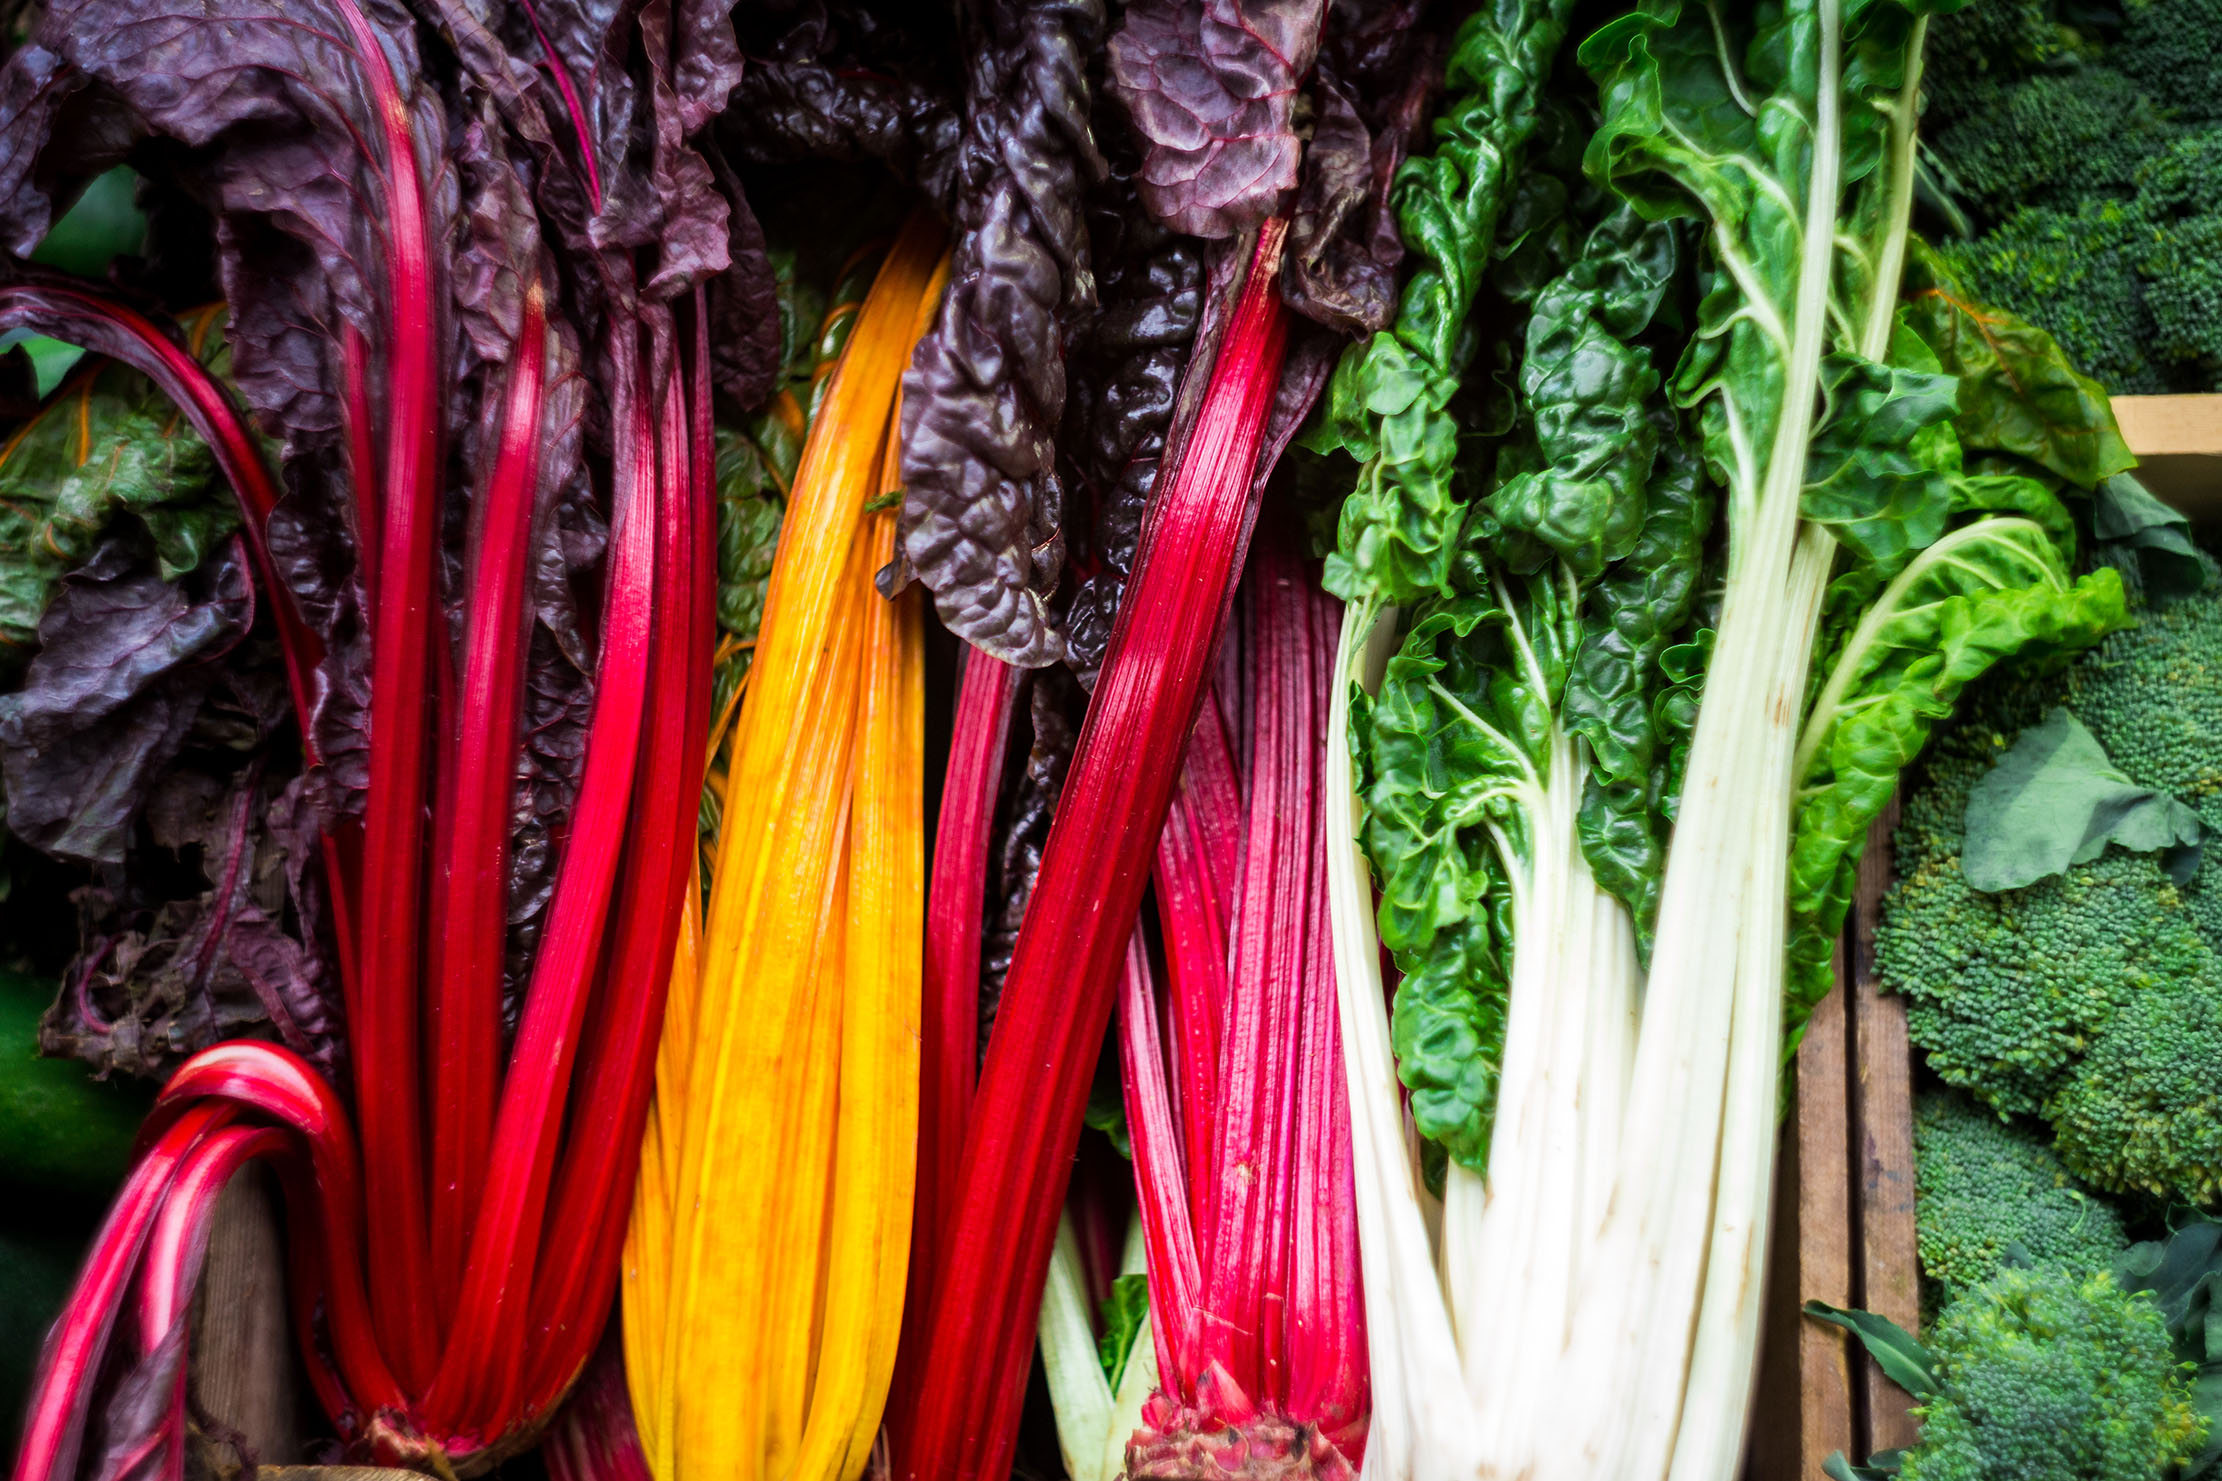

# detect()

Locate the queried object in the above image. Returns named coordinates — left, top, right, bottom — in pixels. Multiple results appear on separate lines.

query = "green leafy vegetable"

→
left=1312, top=0, right=1580, bottom=606
left=0, top=308, right=238, bottom=662
left=1898, top=251, right=2135, bottom=493
left=1095, top=1272, right=1148, bottom=1392
left=1961, top=707, right=2203, bottom=893
left=2093, top=474, right=2208, bottom=601
left=1803, top=1300, right=1940, bottom=1398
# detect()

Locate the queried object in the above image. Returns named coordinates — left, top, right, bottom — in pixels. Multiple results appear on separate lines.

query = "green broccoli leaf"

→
left=2114, top=1217, right=2222, bottom=1481
left=2093, top=474, right=2207, bottom=601
left=1095, top=1272, right=1149, bottom=1393
left=1824, top=1451, right=1906, bottom=1481
left=1961, top=707, right=2204, bottom=893
left=1899, top=251, right=2136, bottom=491
left=1804, top=1300, right=1940, bottom=1399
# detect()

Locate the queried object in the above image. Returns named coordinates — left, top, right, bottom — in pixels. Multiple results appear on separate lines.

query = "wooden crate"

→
left=1751, top=395, right=2222, bottom=1478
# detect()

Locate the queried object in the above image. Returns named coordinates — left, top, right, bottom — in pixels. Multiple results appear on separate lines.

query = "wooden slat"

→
left=1790, top=949, right=1857, bottom=1478
left=190, top=1166, right=299, bottom=1471
left=2111, top=394, right=2222, bottom=521
left=1850, top=805, right=1921, bottom=1457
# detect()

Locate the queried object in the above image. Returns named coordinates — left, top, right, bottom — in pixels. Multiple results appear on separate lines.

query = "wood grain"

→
left=1851, top=804, right=1921, bottom=1457
left=190, top=1166, right=299, bottom=1472
left=1780, top=942, right=1857, bottom=1480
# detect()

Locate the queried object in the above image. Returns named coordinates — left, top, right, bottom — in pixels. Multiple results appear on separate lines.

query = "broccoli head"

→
left=1920, top=4, right=2222, bottom=396
left=1921, top=1, right=2101, bottom=130
left=1915, top=1091, right=2128, bottom=1307
left=1927, top=68, right=2173, bottom=218
left=1938, top=201, right=2167, bottom=396
left=1899, top=1265, right=2207, bottom=1481
left=1880, top=563, right=2222, bottom=1205
left=2064, top=558, right=2222, bottom=943
left=2119, top=0, right=2222, bottom=124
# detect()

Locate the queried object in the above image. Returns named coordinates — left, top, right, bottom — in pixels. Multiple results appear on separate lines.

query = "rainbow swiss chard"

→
left=0, top=0, right=739, bottom=1466
left=891, top=217, right=1297, bottom=1481
left=895, top=0, right=1104, bottom=666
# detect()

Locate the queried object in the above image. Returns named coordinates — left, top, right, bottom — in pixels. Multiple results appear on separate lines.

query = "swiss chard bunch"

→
left=1319, top=3, right=2136, bottom=1479
left=0, top=0, right=749, bottom=1467
left=1116, top=539, right=1366, bottom=1477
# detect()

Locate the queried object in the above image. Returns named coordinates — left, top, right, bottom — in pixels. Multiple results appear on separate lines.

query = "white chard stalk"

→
left=1324, top=1, right=1976, bottom=1478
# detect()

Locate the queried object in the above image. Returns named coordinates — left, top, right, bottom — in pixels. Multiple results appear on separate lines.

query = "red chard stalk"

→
left=894, top=218, right=1294, bottom=1481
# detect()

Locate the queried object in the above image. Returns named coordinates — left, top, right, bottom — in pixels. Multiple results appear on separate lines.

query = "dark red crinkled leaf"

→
left=0, top=539, right=250, bottom=865
left=1061, top=109, right=1205, bottom=689
left=722, top=2, right=964, bottom=209
left=703, top=144, right=783, bottom=415
left=1107, top=0, right=1327, bottom=239
left=1282, top=0, right=1432, bottom=336
left=896, top=0, right=1105, bottom=668
left=50, top=764, right=342, bottom=1081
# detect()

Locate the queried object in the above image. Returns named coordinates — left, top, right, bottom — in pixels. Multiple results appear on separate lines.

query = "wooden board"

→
left=1750, top=810, right=1913, bottom=1479
left=190, top=1167, right=300, bottom=1473
left=2112, top=394, right=2222, bottom=521
left=1850, top=803, right=1919, bottom=1456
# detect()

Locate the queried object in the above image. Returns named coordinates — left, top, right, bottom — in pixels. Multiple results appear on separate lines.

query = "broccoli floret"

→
left=1898, top=1265, right=2207, bottom=1481
left=1920, top=4, right=2222, bottom=395
left=2049, top=978, right=2222, bottom=1203
left=1937, top=201, right=2168, bottom=396
left=1928, top=68, right=2173, bottom=217
left=2065, top=561, right=2222, bottom=943
left=1880, top=564, right=2222, bottom=1205
left=1922, top=1, right=2098, bottom=129
left=2119, top=0, right=2222, bottom=123
left=1915, top=1091, right=2128, bottom=1306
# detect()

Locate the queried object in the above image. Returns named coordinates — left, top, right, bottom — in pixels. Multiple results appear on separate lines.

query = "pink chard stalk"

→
left=1122, top=539, right=1367, bottom=1478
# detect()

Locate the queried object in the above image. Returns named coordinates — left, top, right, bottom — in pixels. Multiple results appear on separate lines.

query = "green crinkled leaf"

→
left=1362, top=594, right=1552, bottom=957
left=714, top=427, right=785, bottom=643
left=1900, top=247, right=2136, bottom=491
left=1961, top=706, right=2204, bottom=894
left=1786, top=549, right=2129, bottom=1027
left=1362, top=577, right=1575, bottom=1171
left=1566, top=434, right=1713, bottom=953
left=1799, top=354, right=1959, bottom=569
left=0, top=306, right=237, bottom=664
left=2093, top=473, right=2207, bottom=600
left=1804, top=1301, right=1940, bottom=1399
left=1489, top=207, right=1680, bottom=579
left=1096, top=1272, right=1149, bottom=1392
left=1322, top=0, right=1581, bottom=606
left=1391, top=919, right=1507, bottom=1171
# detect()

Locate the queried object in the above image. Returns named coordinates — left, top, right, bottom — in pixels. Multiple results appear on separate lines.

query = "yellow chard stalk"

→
left=622, top=208, right=948, bottom=1481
